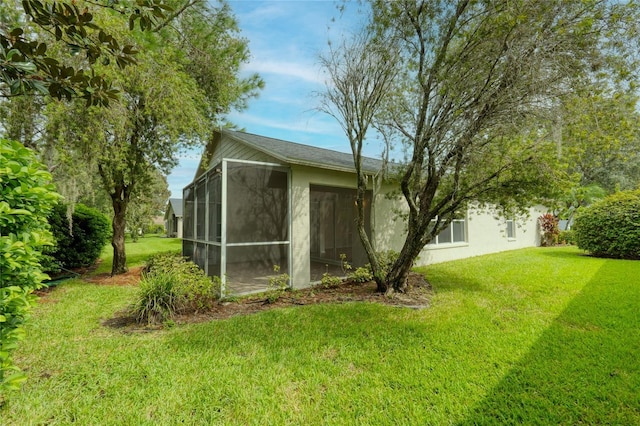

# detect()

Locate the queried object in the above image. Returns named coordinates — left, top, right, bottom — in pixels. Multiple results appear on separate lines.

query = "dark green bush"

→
left=48, top=203, right=111, bottom=269
left=133, top=252, right=221, bottom=324
left=574, top=189, right=640, bottom=259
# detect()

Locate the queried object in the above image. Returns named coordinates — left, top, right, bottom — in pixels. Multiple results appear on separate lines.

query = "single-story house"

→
left=182, top=129, right=543, bottom=296
left=164, top=198, right=183, bottom=238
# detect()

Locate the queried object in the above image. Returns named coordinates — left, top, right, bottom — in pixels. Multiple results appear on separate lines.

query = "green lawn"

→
left=3, top=247, right=639, bottom=424
left=92, top=234, right=182, bottom=274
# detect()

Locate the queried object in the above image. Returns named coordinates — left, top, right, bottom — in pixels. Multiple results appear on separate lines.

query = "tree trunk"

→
left=386, top=227, right=427, bottom=293
left=110, top=186, right=129, bottom=276
left=355, top=177, right=386, bottom=293
left=386, top=251, right=413, bottom=293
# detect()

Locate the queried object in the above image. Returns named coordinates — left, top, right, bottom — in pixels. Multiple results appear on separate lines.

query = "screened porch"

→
left=182, top=159, right=290, bottom=296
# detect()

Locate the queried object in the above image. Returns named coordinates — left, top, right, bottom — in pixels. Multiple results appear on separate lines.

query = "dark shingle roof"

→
left=168, top=198, right=183, bottom=217
left=222, top=129, right=384, bottom=174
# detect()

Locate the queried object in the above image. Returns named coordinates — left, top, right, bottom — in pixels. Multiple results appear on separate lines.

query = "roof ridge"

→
left=219, top=128, right=387, bottom=175
left=223, top=128, right=368, bottom=159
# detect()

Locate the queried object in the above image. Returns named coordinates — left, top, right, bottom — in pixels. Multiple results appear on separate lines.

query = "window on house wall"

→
left=429, top=216, right=466, bottom=245
left=506, top=219, right=516, bottom=239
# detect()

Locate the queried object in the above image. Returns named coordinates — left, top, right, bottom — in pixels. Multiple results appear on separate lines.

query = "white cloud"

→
left=235, top=1, right=289, bottom=23
left=227, top=110, right=338, bottom=135
left=166, top=1, right=371, bottom=196
left=244, top=60, right=324, bottom=84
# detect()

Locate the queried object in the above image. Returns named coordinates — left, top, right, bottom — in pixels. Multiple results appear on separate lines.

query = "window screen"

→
left=183, top=185, right=194, bottom=239
left=226, top=163, right=289, bottom=244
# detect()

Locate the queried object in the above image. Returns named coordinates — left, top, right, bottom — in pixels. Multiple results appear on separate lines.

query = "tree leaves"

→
left=0, top=139, right=59, bottom=395
left=1, top=0, right=175, bottom=106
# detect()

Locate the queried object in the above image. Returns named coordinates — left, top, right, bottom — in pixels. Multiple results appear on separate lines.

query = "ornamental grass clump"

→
left=132, top=252, right=221, bottom=325
left=133, top=272, right=179, bottom=325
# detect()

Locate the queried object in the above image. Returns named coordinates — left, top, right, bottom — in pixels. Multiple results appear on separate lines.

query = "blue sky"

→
left=166, top=0, right=376, bottom=197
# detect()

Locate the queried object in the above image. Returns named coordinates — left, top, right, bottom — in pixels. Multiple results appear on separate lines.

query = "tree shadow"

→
left=459, top=259, right=640, bottom=424
left=536, top=246, right=587, bottom=260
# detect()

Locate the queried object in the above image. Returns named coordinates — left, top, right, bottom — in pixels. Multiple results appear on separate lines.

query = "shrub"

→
left=0, top=139, right=60, bottom=396
left=376, top=250, right=400, bottom=277
left=320, top=272, right=342, bottom=288
left=48, top=203, right=111, bottom=269
left=142, top=250, right=183, bottom=273
left=132, top=252, right=220, bottom=324
left=574, top=189, right=640, bottom=259
left=266, top=265, right=290, bottom=302
left=133, top=272, right=179, bottom=325
left=348, top=266, right=374, bottom=283
left=339, top=252, right=400, bottom=284
left=558, top=230, right=576, bottom=246
left=144, top=224, right=165, bottom=235
left=538, top=213, right=559, bottom=246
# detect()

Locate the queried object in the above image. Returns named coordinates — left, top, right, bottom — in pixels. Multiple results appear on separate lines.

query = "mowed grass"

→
left=92, top=234, right=182, bottom=274
left=3, top=247, right=639, bottom=424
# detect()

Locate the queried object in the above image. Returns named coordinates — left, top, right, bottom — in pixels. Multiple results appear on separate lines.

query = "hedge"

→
left=574, top=189, right=640, bottom=259
left=48, top=203, right=111, bottom=269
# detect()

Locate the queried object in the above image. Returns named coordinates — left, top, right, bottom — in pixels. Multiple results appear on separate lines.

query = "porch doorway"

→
left=309, top=185, right=371, bottom=281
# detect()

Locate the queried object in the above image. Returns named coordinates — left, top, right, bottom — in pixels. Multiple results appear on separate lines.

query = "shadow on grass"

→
left=459, top=259, right=640, bottom=424
left=536, top=246, right=586, bottom=259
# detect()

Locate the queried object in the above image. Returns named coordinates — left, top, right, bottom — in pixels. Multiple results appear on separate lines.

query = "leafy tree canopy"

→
left=1, top=0, right=174, bottom=106
left=560, top=90, right=640, bottom=192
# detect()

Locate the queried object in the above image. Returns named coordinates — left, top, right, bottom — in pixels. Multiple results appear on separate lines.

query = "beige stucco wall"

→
left=176, top=217, right=183, bottom=239
left=371, top=198, right=544, bottom=266
left=415, top=206, right=543, bottom=266
left=290, top=165, right=544, bottom=286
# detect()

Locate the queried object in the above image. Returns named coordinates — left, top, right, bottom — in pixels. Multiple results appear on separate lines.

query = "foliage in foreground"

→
left=47, top=203, right=111, bottom=270
left=0, top=0, right=173, bottom=106
left=132, top=252, right=221, bottom=325
left=0, top=139, right=59, bottom=397
left=574, top=189, right=640, bottom=259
